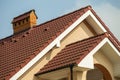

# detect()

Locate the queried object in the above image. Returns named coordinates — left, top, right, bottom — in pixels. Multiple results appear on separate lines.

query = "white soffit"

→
left=78, top=38, right=120, bottom=69
left=10, top=10, right=108, bottom=80
left=86, top=12, right=107, bottom=34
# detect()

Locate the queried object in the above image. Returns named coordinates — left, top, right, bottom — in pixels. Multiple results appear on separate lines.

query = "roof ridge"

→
left=34, top=5, right=92, bottom=28
left=0, top=5, right=91, bottom=40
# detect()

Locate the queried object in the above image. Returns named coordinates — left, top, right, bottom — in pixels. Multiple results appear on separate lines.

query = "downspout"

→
left=70, top=65, right=74, bottom=80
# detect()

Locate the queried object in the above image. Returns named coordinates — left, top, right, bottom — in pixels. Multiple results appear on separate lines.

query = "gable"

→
left=14, top=8, right=107, bottom=80
left=35, top=34, right=106, bottom=79
left=35, top=34, right=119, bottom=80
left=17, top=19, right=97, bottom=80
left=30, top=11, right=37, bottom=24
left=0, top=6, right=119, bottom=80
left=1, top=6, right=90, bottom=80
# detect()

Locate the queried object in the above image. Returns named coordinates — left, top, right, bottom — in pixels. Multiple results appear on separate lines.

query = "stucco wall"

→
left=18, top=22, right=95, bottom=80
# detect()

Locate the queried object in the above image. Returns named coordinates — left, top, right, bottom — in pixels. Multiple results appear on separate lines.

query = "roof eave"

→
left=77, top=38, right=120, bottom=69
left=9, top=6, right=119, bottom=80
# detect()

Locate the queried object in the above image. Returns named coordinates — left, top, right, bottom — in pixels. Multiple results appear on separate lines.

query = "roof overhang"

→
left=85, top=11, right=107, bottom=34
left=78, top=38, right=120, bottom=77
left=10, top=10, right=113, bottom=80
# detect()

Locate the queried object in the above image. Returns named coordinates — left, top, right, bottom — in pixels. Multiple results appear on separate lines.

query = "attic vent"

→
left=26, top=17, right=29, bottom=22
left=26, top=31, right=30, bottom=34
left=13, top=40, right=17, bottom=43
left=18, top=22, right=21, bottom=25
left=44, top=28, right=48, bottom=31
left=22, top=34, right=27, bottom=37
left=44, top=27, right=49, bottom=31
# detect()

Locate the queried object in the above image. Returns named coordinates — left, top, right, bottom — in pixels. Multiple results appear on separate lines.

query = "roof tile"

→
left=0, top=5, right=119, bottom=80
left=35, top=33, right=107, bottom=75
left=0, top=6, right=91, bottom=80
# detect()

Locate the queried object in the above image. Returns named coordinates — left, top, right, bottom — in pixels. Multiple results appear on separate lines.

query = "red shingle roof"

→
left=35, top=33, right=107, bottom=75
left=0, top=6, right=91, bottom=80
left=0, top=5, right=119, bottom=80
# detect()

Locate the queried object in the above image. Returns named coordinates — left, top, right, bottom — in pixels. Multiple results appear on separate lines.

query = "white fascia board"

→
left=10, top=10, right=109, bottom=80
left=78, top=38, right=108, bottom=69
left=56, top=38, right=61, bottom=47
left=58, top=10, right=91, bottom=41
left=89, top=11, right=107, bottom=32
left=78, top=38, right=120, bottom=69
left=56, top=40, right=61, bottom=47
left=106, top=39, right=120, bottom=56
left=10, top=10, right=91, bottom=80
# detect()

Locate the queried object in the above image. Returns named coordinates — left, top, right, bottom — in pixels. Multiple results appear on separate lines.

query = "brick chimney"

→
left=12, top=9, right=38, bottom=34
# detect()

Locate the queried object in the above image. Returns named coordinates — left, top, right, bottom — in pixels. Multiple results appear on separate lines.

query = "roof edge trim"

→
left=10, top=9, right=92, bottom=80
left=10, top=10, right=109, bottom=80
left=78, top=38, right=120, bottom=69
left=89, top=11, right=107, bottom=32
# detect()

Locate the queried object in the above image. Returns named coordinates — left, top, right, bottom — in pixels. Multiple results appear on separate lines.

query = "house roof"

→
left=12, top=9, right=38, bottom=23
left=0, top=6, right=119, bottom=80
left=35, top=33, right=107, bottom=76
left=0, top=6, right=91, bottom=80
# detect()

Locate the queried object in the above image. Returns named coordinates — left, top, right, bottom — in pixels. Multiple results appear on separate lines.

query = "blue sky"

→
left=0, top=0, right=120, bottom=40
